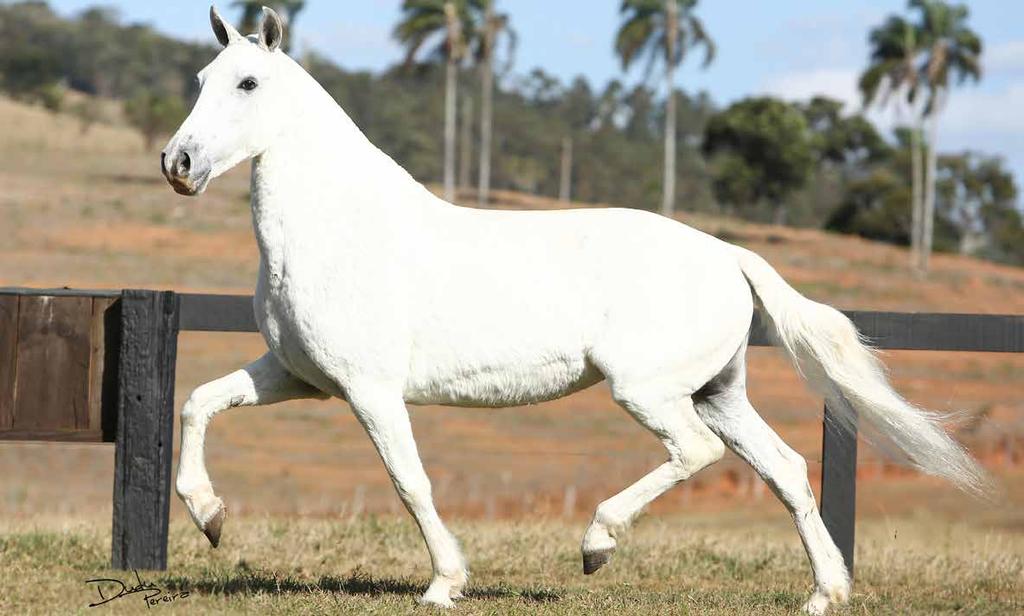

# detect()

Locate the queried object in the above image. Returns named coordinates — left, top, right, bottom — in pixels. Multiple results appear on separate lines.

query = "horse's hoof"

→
left=801, top=592, right=831, bottom=615
left=203, top=503, right=226, bottom=548
left=582, top=548, right=613, bottom=575
left=417, top=592, right=455, bottom=609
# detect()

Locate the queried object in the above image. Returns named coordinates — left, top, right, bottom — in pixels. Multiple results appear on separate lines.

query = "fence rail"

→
left=1, top=286, right=1022, bottom=574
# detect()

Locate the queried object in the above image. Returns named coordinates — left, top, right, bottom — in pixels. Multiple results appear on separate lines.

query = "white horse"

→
left=162, top=7, right=986, bottom=614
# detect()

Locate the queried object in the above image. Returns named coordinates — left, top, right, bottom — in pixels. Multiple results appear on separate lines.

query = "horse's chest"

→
left=253, top=248, right=407, bottom=397
left=253, top=277, right=334, bottom=394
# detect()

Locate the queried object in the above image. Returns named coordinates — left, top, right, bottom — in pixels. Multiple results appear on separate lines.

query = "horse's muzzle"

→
left=161, top=145, right=211, bottom=196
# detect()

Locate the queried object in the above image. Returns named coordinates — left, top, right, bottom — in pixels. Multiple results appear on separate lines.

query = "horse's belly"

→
left=404, top=354, right=603, bottom=407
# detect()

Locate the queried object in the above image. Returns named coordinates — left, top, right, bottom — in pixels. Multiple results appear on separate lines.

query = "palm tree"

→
left=615, top=0, right=714, bottom=217
left=233, top=0, right=305, bottom=52
left=912, top=0, right=982, bottom=272
left=395, top=1, right=479, bottom=202
left=859, top=14, right=926, bottom=270
left=473, top=1, right=515, bottom=206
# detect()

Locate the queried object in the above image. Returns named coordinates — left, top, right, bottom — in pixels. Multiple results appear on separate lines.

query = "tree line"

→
left=0, top=0, right=1021, bottom=267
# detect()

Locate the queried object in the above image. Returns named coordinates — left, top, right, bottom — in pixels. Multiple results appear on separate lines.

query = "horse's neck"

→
left=249, top=74, right=437, bottom=277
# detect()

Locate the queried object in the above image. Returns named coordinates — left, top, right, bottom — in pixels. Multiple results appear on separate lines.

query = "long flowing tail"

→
left=732, top=245, right=990, bottom=496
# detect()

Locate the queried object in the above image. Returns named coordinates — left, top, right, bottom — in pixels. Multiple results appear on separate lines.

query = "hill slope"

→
left=1, top=96, right=1021, bottom=527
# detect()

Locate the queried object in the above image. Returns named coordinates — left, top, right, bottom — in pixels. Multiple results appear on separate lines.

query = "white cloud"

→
left=986, top=40, right=1024, bottom=74
left=941, top=84, right=1024, bottom=135
left=760, top=68, right=861, bottom=110
left=936, top=85, right=1024, bottom=183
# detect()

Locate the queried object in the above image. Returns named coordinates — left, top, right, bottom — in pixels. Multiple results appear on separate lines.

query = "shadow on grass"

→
left=161, top=569, right=561, bottom=604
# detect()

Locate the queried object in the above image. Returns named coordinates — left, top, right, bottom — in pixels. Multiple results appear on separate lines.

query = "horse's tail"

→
left=732, top=245, right=990, bottom=496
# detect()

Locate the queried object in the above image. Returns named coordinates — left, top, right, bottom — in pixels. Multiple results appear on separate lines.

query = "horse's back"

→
left=404, top=205, right=754, bottom=403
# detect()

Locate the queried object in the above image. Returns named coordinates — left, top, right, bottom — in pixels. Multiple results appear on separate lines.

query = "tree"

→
left=233, top=1, right=305, bottom=52
left=702, top=97, right=814, bottom=223
left=859, top=13, right=926, bottom=270
left=935, top=152, right=1021, bottom=261
left=913, top=0, right=982, bottom=272
left=615, top=0, right=715, bottom=217
left=801, top=96, right=891, bottom=170
left=124, top=90, right=186, bottom=151
left=826, top=167, right=912, bottom=245
left=459, top=92, right=474, bottom=191
left=0, top=1, right=68, bottom=108
left=784, top=97, right=892, bottom=227
left=473, top=0, right=515, bottom=206
left=395, top=1, right=481, bottom=202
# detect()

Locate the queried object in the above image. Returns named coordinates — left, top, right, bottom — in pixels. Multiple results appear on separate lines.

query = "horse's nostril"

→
left=178, top=151, right=192, bottom=176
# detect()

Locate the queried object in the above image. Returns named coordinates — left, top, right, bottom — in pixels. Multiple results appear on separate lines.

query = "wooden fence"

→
left=1, top=287, right=1022, bottom=573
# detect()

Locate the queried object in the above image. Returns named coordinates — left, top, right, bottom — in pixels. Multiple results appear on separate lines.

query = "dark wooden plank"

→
left=175, top=294, right=1024, bottom=351
left=0, top=287, right=121, bottom=298
left=111, top=290, right=179, bottom=570
left=0, top=295, right=17, bottom=430
left=848, top=311, right=1024, bottom=352
left=820, top=401, right=857, bottom=577
left=750, top=310, right=1024, bottom=353
left=12, top=295, right=92, bottom=431
left=178, top=293, right=258, bottom=332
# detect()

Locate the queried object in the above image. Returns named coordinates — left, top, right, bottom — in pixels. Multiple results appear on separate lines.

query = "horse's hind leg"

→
left=582, top=383, right=725, bottom=574
left=176, top=352, right=327, bottom=546
left=695, top=353, right=849, bottom=615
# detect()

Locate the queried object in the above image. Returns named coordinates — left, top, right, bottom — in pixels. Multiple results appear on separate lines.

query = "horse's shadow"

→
left=160, top=569, right=562, bottom=603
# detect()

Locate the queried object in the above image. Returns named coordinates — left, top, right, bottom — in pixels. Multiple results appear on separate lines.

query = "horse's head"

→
left=162, top=6, right=292, bottom=196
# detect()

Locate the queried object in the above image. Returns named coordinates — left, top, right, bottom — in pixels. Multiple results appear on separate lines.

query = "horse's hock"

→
left=0, top=288, right=178, bottom=571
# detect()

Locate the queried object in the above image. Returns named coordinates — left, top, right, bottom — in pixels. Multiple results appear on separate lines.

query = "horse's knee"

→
left=181, top=385, right=215, bottom=425
left=182, top=381, right=247, bottom=428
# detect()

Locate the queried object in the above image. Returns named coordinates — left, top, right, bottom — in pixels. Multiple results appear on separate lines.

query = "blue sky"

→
left=48, top=1, right=1024, bottom=188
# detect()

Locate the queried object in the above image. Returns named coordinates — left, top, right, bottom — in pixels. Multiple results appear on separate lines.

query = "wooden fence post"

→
left=111, top=290, right=179, bottom=570
left=820, top=402, right=857, bottom=576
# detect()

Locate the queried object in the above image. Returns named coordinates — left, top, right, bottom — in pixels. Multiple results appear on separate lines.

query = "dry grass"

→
left=1, top=513, right=1021, bottom=615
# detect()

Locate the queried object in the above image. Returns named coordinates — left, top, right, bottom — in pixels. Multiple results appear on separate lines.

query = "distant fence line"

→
left=1, top=286, right=1022, bottom=574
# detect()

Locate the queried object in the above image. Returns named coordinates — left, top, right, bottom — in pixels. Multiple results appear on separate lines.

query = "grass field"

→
left=3, top=513, right=1022, bottom=615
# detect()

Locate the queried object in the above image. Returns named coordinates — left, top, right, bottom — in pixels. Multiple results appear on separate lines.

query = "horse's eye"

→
left=238, top=78, right=258, bottom=92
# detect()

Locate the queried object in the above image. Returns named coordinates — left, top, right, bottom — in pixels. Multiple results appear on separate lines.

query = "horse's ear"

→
left=210, top=5, right=243, bottom=47
left=258, top=6, right=285, bottom=52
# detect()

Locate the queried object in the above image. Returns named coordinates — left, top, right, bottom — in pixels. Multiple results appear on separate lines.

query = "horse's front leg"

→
left=347, top=385, right=467, bottom=607
left=176, top=352, right=327, bottom=546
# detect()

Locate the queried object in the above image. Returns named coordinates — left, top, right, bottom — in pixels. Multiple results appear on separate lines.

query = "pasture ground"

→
left=2, top=512, right=1022, bottom=615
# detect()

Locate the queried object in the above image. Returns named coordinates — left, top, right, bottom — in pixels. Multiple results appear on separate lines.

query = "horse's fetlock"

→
left=592, top=505, right=621, bottom=532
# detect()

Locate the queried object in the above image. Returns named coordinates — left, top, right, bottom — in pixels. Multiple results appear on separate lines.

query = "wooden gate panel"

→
left=12, top=295, right=92, bottom=433
left=0, top=295, right=16, bottom=430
